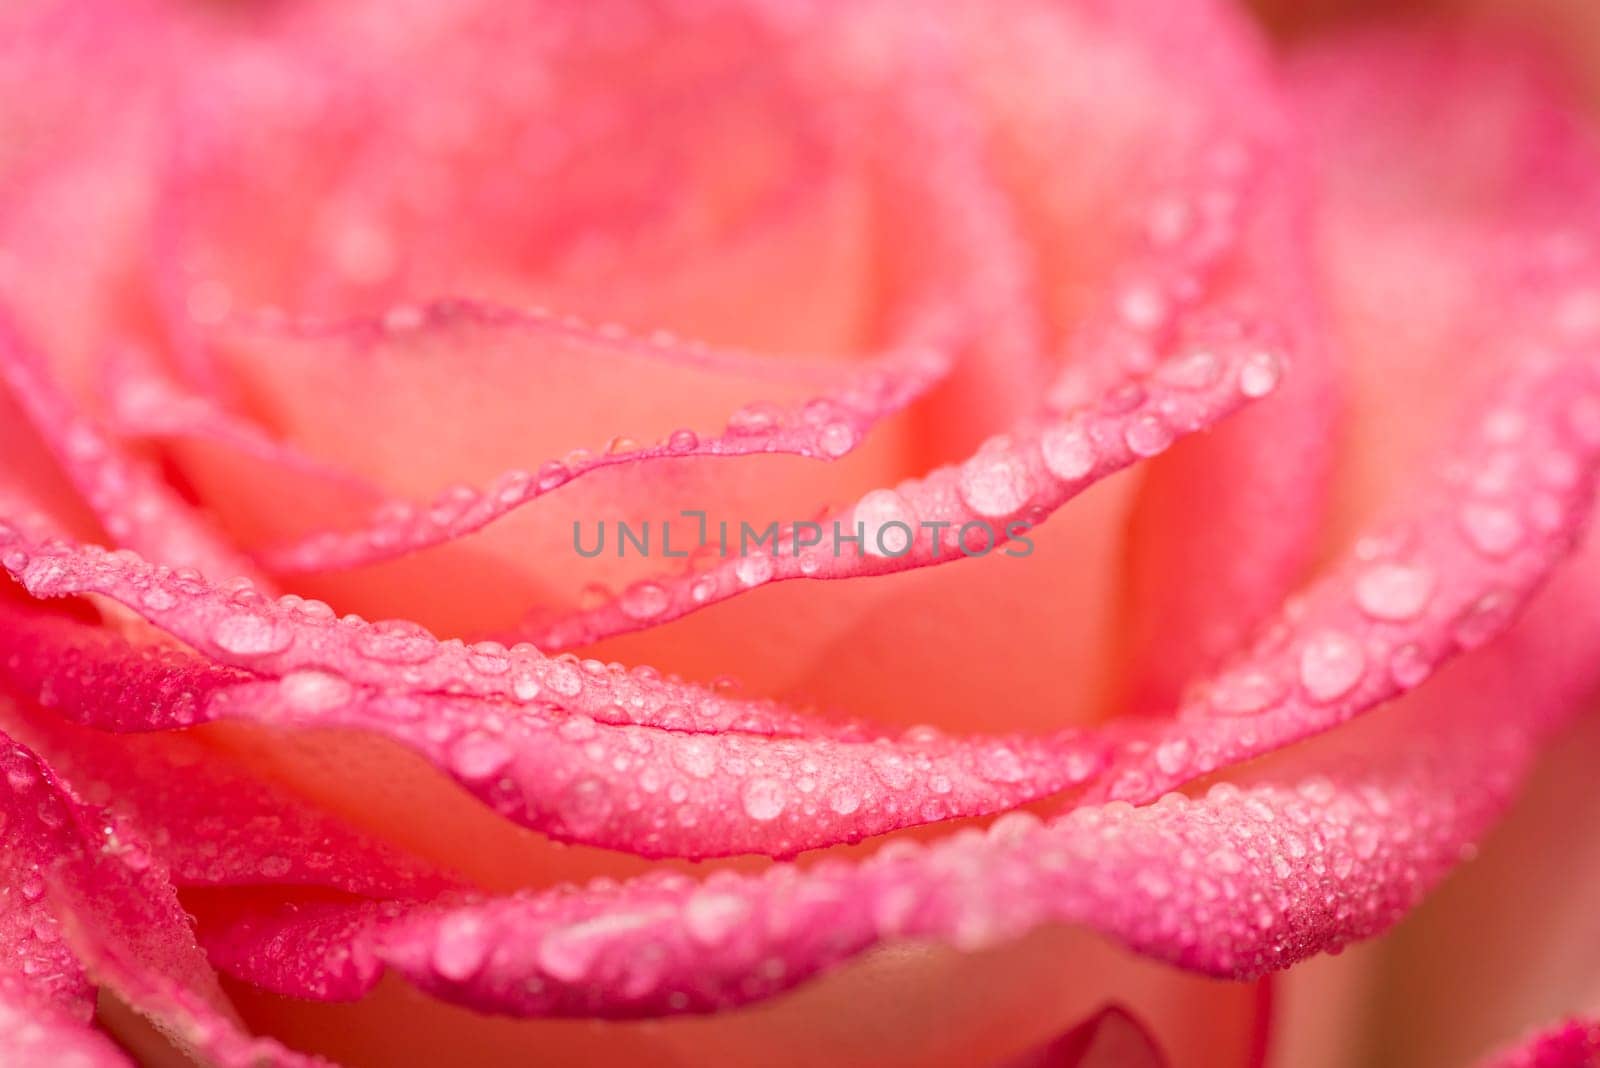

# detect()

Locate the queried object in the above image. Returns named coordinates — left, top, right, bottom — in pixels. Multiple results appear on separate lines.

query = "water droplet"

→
left=259, top=855, right=292, bottom=879
left=827, top=787, right=860, bottom=815
left=683, top=891, right=751, bottom=945
left=674, top=737, right=718, bottom=779
left=1453, top=591, right=1513, bottom=649
left=1040, top=418, right=1095, bottom=481
left=1354, top=563, right=1435, bottom=622
left=870, top=752, right=914, bottom=790
left=1123, top=413, right=1173, bottom=457
left=1117, top=283, right=1168, bottom=331
left=1209, top=670, right=1282, bottom=716
left=558, top=777, right=612, bottom=835
left=1459, top=503, right=1524, bottom=558
left=1238, top=351, right=1282, bottom=398
left=959, top=448, right=1031, bottom=517
left=278, top=670, right=353, bottom=712
left=468, top=642, right=510, bottom=675
left=741, top=778, right=786, bottom=821
left=818, top=422, right=855, bottom=457
left=727, top=403, right=779, bottom=435
left=139, top=585, right=178, bottom=611
left=619, top=581, right=670, bottom=621
left=1153, top=738, right=1193, bottom=776
left=978, top=745, right=1027, bottom=784
left=667, top=429, right=699, bottom=453
left=1159, top=350, right=1222, bottom=390
left=213, top=614, right=291, bottom=657
left=451, top=732, right=514, bottom=781
left=538, top=923, right=602, bottom=982
left=536, top=461, right=571, bottom=492
left=432, top=913, right=489, bottom=981
left=1389, top=643, right=1430, bottom=689
left=511, top=670, right=541, bottom=702
left=734, top=554, right=773, bottom=587
left=1350, top=824, right=1380, bottom=860
left=1298, top=631, right=1365, bottom=702
left=546, top=660, right=583, bottom=697
left=355, top=620, right=436, bottom=664
left=855, top=490, right=917, bottom=558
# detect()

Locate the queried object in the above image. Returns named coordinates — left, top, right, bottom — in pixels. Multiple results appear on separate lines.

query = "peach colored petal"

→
left=0, top=591, right=1106, bottom=857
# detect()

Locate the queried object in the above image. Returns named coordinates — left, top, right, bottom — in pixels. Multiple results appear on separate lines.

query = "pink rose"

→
left=1, top=0, right=1599, bottom=1065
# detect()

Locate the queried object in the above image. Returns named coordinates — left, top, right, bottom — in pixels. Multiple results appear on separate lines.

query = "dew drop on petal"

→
left=1209, top=669, right=1282, bottom=716
left=734, top=554, right=773, bottom=587
left=741, top=778, right=786, bottom=821
left=258, top=855, right=292, bottom=879
left=959, top=449, right=1031, bottom=517
left=546, top=660, right=583, bottom=697
left=278, top=670, right=353, bottom=712
left=511, top=671, right=541, bottom=702
left=619, top=581, right=670, bottom=621
left=355, top=620, right=436, bottom=664
left=139, top=585, right=178, bottom=611
left=558, top=777, right=612, bottom=836
left=674, top=738, right=718, bottom=780
left=855, top=489, right=917, bottom=558
left=1123, top=412, right=1173, bottom=457
left=1453, top=591, right=1514, bottom=649
left=1117, top=282, right=1168, bottom=331
left=537, top=924, right=600, bottom=983
left=683, top=891, right=751, bottom=946
left=1040, top=418, right=1096, bottom=481
left=818, top=422, right=855, bottom=458
left=1298, top=631, right=1365, bottom=702
left=213, top=614, right=291, bottom=656
left=1389, top=643, right=1431, bottom=689
left=468, top=642, right=511, bottom=675
left=536, top=461, right=571, bottom=492
left=1159, top=349, right=1222, bottom=390
left=1153, top=738, right=1193, bottom=776
left=1354, top=562, right=1435, bottom=622
left=450, top=732, right=514, bottom=781
left=1238, top=351, right=1282, bottom=398
left=432, top=914, right=490, bottom=981
left=1459, top=503, right=1524, bottom=558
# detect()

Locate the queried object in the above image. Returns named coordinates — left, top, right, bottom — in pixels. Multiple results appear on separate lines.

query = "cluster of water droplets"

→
left=1090, top=329, right=1600, bottom=803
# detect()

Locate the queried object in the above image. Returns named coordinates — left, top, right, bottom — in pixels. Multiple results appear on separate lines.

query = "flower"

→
left=1, top=0, right=1599, bottom=1064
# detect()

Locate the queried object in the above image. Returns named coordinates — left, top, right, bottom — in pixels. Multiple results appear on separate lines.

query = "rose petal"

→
left=0, top=719, right=325, bottom=1065
left=1, top=694, right=451, bottom=896
left=0, top=598, right=1106, bottom=857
